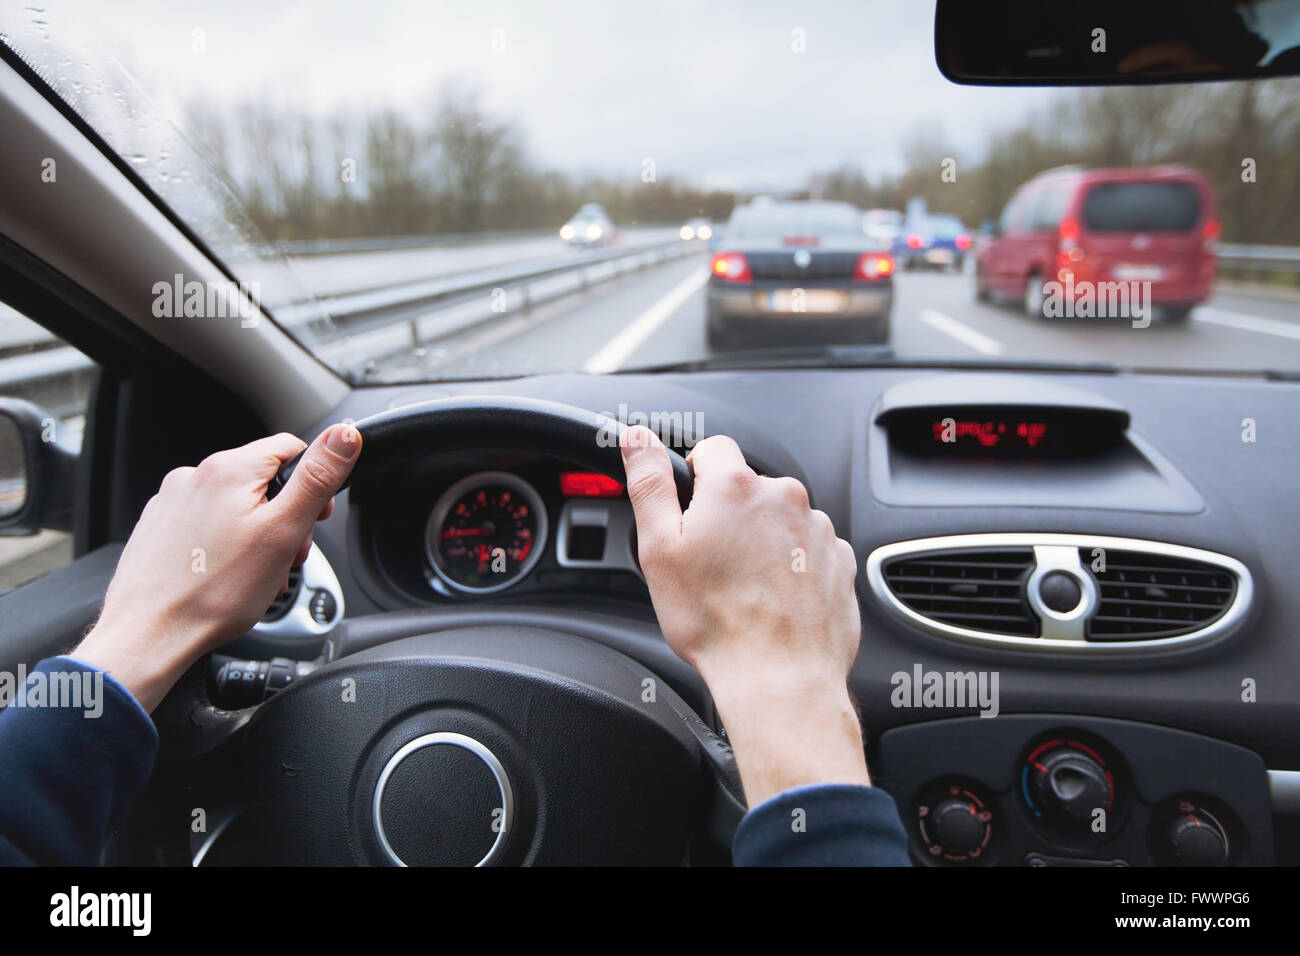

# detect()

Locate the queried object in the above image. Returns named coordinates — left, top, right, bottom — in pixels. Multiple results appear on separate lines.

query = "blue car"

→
left=895, top=213, right=973, bottom=271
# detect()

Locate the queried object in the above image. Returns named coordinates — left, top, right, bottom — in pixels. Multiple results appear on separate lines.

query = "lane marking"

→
left=583, top=267, right=710, bottom=373
left=919, top=308, right=1004, bottom=356
left=1194, top=307, right=1300, bottom=343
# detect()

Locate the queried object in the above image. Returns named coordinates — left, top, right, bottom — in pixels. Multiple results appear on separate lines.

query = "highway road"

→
left=346, top=250, right=1300, bottom=381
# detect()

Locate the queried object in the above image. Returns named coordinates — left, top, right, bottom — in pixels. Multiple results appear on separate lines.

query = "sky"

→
left=4, top=0, right=1063, bottom=192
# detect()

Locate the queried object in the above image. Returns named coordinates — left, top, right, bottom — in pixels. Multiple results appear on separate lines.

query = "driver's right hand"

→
left=619, top=424, right=872, bottom=806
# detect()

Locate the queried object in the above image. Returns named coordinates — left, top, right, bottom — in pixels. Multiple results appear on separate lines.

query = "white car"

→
left=560, top=204, right=615, bottom=247
left=679, top=217, right=714, bottom=241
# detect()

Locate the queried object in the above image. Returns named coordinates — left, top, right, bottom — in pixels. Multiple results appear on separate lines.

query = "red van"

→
left=975, top=165, right=1219, bottom=321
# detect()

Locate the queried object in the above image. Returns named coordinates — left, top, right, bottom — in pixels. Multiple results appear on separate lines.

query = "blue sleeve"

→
left=0, top=656, right=158, bottom=865
left=732, top=783, right=912, bottom=866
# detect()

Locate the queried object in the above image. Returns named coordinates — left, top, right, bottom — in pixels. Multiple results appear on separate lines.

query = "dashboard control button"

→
left=1038, top=571, right=1082, bottom=612
left=917, top=783, right=994, bottom=862
left=1023, top=739, right=1116, bottom=837
left=1165, top=803, right=1230, bottom=866
left=309, top=588, right=337, bottom=625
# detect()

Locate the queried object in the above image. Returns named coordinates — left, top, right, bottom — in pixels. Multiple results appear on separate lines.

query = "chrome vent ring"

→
left=867, top=534, right=1251, bottom=653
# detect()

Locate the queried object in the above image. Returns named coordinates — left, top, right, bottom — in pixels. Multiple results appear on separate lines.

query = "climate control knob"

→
left=917, top=784, right=994, bottom=862
left=1167, top=807, right=1230, bottom=866
left=1026, top=743, right=1114, bottom=829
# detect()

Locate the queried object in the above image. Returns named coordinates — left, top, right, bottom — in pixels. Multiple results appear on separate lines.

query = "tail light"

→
left=781, top=235, right=820, bottom=246
left=711, top=252, right=752, bottom=283
left=955, top=233, right=972, bottom=251
left=1203, top=218, right=1221, bottom=253
left=855, top=253, right=895, bottom=280
left=1056, top=217, right=1082, bottom=276
left=1058, top=217, right=1080, bottom=250
left=906, top=233, right=924, bottom=249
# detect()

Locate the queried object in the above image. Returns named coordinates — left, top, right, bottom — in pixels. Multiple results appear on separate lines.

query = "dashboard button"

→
left=1038, top=571, right=1082, bottom=612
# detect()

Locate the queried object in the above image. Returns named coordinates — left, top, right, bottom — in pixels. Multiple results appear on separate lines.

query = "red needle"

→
left=441, top=527, right=485, bottom=538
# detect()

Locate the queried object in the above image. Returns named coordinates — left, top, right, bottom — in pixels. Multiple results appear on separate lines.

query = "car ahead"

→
left=559, top=203, right=615, bottom=247
left=706, top=201, right=894, bottom=349
left=678, top=217, right=714, bottom=241
left=896, top=213, right=973, bottom=271
left=975, top=165, right=1218, bottom=321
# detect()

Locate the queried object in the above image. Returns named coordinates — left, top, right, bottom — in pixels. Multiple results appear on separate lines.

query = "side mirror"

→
left=0, top=398, right=78, bottom=536
left=982, top=220, right=1001, bottom=239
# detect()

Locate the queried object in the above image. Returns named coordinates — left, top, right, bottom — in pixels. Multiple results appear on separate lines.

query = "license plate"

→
left=1113, top=264, right=1165, bottom=281
left=769, top=289, right=843, bottom=313
left=925, top=248, right=954, bottom=264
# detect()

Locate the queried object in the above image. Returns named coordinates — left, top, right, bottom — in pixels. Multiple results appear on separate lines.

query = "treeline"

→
left=183, top=85, right=733, bottom=240
left=186, top=79, right=1300, bottom=245
left=808, top=80, right=1300, bottom=244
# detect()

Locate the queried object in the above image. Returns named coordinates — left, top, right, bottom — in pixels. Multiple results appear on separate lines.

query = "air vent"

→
left=867, top=534, right=1252, bottom=653
left=882, top=548, right=1037, bottom=637
left=1083, top=549, right=1236, bottom=640
left=261, top=566, right=303, bottom=623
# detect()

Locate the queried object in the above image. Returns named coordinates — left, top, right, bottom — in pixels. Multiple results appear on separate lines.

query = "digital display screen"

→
left=931, top=418, right=1049, bottom=449
left=883, top=405, right=1127, bottom=460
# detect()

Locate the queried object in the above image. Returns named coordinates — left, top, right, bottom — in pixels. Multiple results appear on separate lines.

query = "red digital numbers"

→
left=931, top=419, right=1049, bottom=449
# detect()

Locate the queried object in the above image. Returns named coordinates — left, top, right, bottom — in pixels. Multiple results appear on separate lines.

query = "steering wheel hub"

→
left=373, top=732, right=515, bottom=867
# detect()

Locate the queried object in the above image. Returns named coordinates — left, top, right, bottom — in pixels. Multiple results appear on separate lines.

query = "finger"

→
left=270, top=423, right=362, bottom=536
left=621, top=425, right=684, bottom=554
left=686, top=434, right=755, bottom=491
left=293, top=531, right=313, bottom=568
left=317, top=498, right=335, bottom=522
left=233, top=432, right=310, bottom=486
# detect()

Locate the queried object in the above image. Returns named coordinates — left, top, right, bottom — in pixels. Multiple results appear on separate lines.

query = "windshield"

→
left=3, top=1, right=1299, bottom=380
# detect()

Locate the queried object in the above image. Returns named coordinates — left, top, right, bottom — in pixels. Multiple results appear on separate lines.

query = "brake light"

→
left=560, top=472, right=625, bottom=498
left=955, top=233, right=972, bottom=250
left=711, top=252, right=752, bottom=282
left=781, top=235, right=820, bottom=246
left=855, top=253, right=894, bottom=280
left=1059, top=218, right=1079, bottom=242
left=1203, top=218, right=1221, bottom=253
left=906, top=233, right=924, bottom=249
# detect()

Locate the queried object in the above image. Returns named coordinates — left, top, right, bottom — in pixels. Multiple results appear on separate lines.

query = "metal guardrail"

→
left=272, top=228, right=560, bottom=257
left=0, top=235, right=700, bottom=390
left=275, top=237, right=688, bottom=331
left=1, top=240, right=1295, bottom=394
left=1215, top=243, right=1300, bottom=280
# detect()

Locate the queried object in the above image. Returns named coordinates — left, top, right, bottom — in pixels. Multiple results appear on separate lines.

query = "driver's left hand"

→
left=74, top=424, right=361, bottom=711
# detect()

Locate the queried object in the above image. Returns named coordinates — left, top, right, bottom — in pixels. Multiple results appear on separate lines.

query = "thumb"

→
left=272, top=423, right=362, bottom=533
left=621, top=425, right=683, bottom=553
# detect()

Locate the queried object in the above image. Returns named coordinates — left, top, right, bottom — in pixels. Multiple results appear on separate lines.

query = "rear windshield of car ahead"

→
left=734, top=210, right=863, bottom=239
left=1081, top=181, right=1202, bottom=232
left=925, top=216, right=966, bottom=238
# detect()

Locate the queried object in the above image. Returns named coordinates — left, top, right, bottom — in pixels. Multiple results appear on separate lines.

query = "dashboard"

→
left=238, top=365, right=1300, bottom=866
left=354, top=452, right=650, bottom=606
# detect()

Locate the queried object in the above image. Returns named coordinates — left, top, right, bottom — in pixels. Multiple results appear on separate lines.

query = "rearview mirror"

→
left=936, top=0, right=1300, bottom=85
left=0, top=398, right=77, bottom=536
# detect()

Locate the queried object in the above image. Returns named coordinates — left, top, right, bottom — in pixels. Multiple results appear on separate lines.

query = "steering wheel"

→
left=223, top=397, right=741, bottom=865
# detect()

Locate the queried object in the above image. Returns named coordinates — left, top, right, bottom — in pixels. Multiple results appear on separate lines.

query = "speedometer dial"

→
left=426, top=472, right=548, bottom=594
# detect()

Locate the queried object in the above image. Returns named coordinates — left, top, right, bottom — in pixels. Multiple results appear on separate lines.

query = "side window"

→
left=1032, top=187, right=1070, bottom=232
left=1008, top=190, right=1041, bottom=234
left=998, top=194, right=1021, bottom=234
left=0, top=301, right=95, bottom=591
